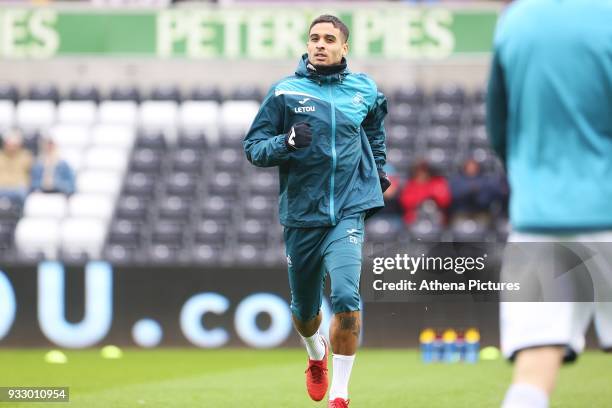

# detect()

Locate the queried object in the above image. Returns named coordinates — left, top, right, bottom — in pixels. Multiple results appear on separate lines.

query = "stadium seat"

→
left=408, top=219, right=443, bottom=242
left=59, top=147, right=85, bottom=172
left=68, top=193, right=115, bottom=220
left=426, top=125, right=459, bottom=149
left=433, top=84, right=466, bottom=105
left=152, top=220, right=184, bottom=244
left=138, top=101, right=179, bottom=143
left=15, top=217, right=61, bottom=258
left=179, top=101, right=220, bottom=145
left=386, top=147, right=413, bottom=175
left=130, top=148, right=164, bottom=173
left=68, top=85, right=100, bottom=103
left=59, top=218, right=107, bottom=258
left=84, top=146, right=129, bottom=174
left=109, top=85, right=141, bottom=103
left=242, top=196, right=275, bottom=220
left=473, top=88, right=486, bottom=104
left=107, top=219, right=141, bottom=245
left=208, top=172, right=239, bottom=197
left=0, top=100, right=15, bottom=131
left=136, top=129, right=167, bottom=151
left=98, top=101, right=139, bottom=126
left=0, top=196, right=23, bottom=220
left=426, top=148, right=455, bottom=174
left=123, top=172, right=157, bottom=197
left=177, top=130, right=208, bottom=150
left=386, top=124, right=418, bottom=150
left=214, top=148, right=243, bottom=173
left=194, top=219, right=227, bottom=243
left=49, top=124, right=90, bottom=151
left=90, top=124, right=136, bottom=150
left=471, top=147, right=499, bottom=173
left=190, top=243, right=222, bottom=265
left=171, top=148, right=202, bottom=173
left=388, top=103, right=421, bottom=126
left=23, top=193, right=68, bottom=219
left=0, top=84, right=19, bottom=103
left=430, top=102, right=462, bottom=126
left=365, top=218, right=401, bottom=243
left=200, top=196, right=233, bottom=221
left=157, top=195, right=191, bottom=220
left=469, top=125, right=490, bottom=149
left=0, top=222, right=15, bottom=248
left=77, top=170, right=123, bottom=197
left=243, top=196, right=276, bottom=220
left=450, top=219, right=488, bottom=242
left=115, top=195, right=148, bottom=221
left=189, top=86, right=223, bottom=102
left=150, top=85, right=182, bottom=102
left=248, top=171, right=278, bottom=196
left=237, top=219, right=267, bottom=244
left=16, top=100, right=56, bottom=131
left=393, top=85, right=425, bottom=106
left=471, top=102, right=486, bottom=125
left=235, top=243, right=266, bottom=265
left=57, top=101, right=97, bottom=126
left=219, top=129, right=246, bottom=149
left=219, top=101, right=259, bottom=137
left=230, top=86, right=263, bottom=101
left=28, top=83, right=59, bottom=103
left=165, top=173, right=197, bottom=197
left=103, top=244, right=136, bottom=264
left=148, top=243, right=183, bottom=264
left=22, top=130, right=40, bottom=155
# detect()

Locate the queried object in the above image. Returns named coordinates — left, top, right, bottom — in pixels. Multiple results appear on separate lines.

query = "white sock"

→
left=502, top=383, right=549, bottom=408
left=301, top=331, right=326, bottom=361
left=329, top=354, right=355, bottom=400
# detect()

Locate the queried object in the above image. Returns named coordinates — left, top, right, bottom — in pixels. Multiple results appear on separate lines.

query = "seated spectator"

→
left=449, top=158, right=506, bottom=224
left=0, top=129, right=33, bottom=203
left=399, top=159, right=451, bottom=225
left=373, top=164, right=403, bottom=226
left=30, top=137, right=76, bottom=196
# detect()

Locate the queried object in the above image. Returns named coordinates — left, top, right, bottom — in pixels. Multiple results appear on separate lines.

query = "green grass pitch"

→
left=0, top=349, right=610, bottom=407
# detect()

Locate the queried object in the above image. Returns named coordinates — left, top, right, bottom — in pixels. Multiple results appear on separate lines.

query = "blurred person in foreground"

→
left=399, top=159, right=451, bottom=225
left=487, top=1, right=612, bottom=407
left=449, top=158, right=506, bottom=225
left=0, top=129, right=33, bottom=203
left=244, top=15, right=389, bottom=408
left=30, top=137, right=75, bottom=196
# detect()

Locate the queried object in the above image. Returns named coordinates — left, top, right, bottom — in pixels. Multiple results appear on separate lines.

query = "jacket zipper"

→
left=328, top=81, right=337, bottom=225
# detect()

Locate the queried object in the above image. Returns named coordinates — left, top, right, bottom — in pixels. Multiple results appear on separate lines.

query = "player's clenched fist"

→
left=285, top=122, right=312, bottom=151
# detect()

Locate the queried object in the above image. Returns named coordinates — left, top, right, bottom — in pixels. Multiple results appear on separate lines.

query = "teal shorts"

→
left=284, top=213, right=365, bottom=322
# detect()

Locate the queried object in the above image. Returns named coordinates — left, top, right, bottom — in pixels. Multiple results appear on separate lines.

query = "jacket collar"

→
left=295, top=53, right=350, bottom=84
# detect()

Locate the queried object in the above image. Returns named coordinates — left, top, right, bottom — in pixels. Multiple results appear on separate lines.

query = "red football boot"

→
left=305, top=337, right=329, bottom=401
left=328, top=398, right=350, bottom=408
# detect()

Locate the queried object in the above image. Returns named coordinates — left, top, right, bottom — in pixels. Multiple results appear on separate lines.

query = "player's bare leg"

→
left=293, top=312, right=329, bottom=401
left=293, top=311, right=321, bottom=337
left=327, top=311, right=360, bottom=407
left=501, top=346, right=565, bottom=408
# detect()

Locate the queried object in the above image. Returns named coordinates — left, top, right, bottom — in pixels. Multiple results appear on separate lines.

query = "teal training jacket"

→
left=486, top=0, right=612, bottom=231
left=244, top=54, right=387, bottom=228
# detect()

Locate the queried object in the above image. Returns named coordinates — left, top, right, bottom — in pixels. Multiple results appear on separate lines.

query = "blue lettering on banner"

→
left=37, top=261, right=113, bottom=348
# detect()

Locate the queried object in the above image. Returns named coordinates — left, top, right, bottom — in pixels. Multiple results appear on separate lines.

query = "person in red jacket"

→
left=399, top=159, right=451, bottom=225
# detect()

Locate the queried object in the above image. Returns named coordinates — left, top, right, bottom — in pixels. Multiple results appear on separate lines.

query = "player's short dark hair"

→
left=309, top=15, right=349, bottom=43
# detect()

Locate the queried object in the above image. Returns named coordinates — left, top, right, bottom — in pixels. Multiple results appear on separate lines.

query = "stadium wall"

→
left=0, top=262, right=500, bottom=349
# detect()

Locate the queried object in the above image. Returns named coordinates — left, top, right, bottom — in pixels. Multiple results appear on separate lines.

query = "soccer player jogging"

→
left=487, top=1, right=612, bottom=407
left=244, top=15, right=390, bottom=407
